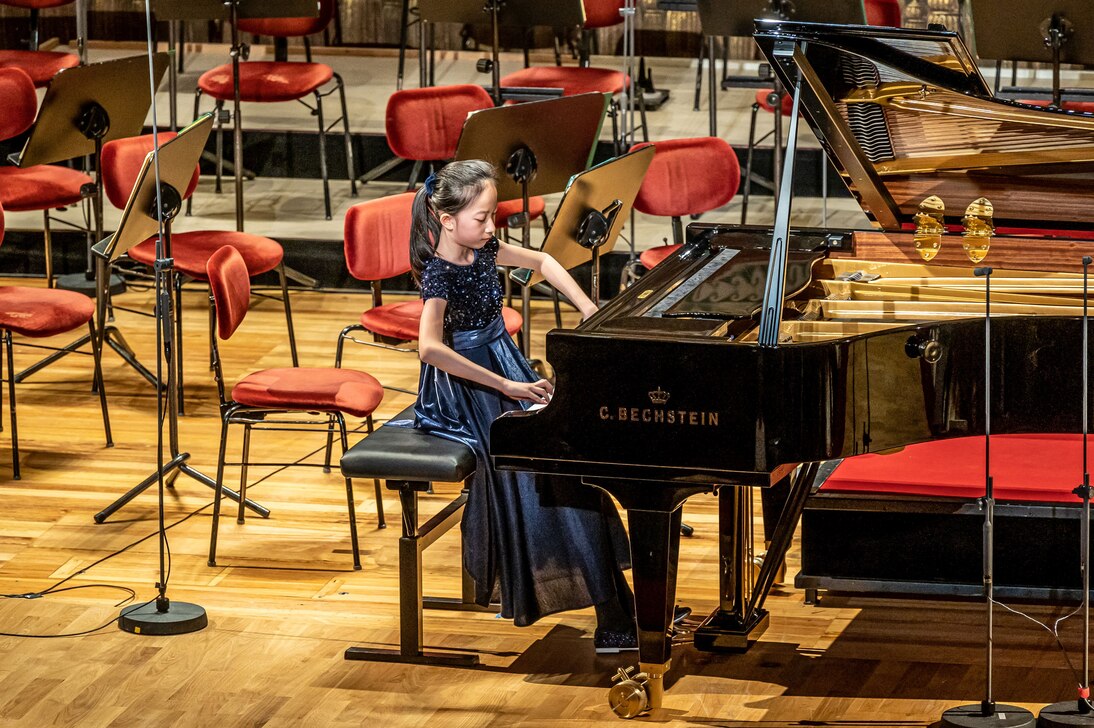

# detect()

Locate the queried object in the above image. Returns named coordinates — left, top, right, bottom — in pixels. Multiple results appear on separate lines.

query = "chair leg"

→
left=693, top=40, right=704, bottom=112
left=208, top=292, right=216, bottom=370
left=337, top=413, right=362, bottom=569
left=278, top=263, right=299, bottom=367
left=742, top=102, right=759, bottom=225
left=236, top=423, right=252, bottom=524
left=43, top=211, right=55, bottom=288
left=314, top=90, right=333, bottom=220
left=88, top=320, right=112, bottom=448
left=367, top=414, right=384, bottom=529
left=323, top=415, right=335, bottom=473
left=175, top=276, right=186, bottom=416
left=406, top=159, right=423, bottom=192
left=214, top=100, right=225, bottom=194
left=5, top=331, right=19, bottom=480
left=209, top=415, right=231, bottom=566
left=396, top=0, right=410, bottom=91
left=333, top=73, right=357, bottom=198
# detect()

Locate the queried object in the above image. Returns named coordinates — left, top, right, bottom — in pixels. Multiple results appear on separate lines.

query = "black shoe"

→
left=673, top=606, right=692, bottom=625
left=593, top=627, right=638, bottom=654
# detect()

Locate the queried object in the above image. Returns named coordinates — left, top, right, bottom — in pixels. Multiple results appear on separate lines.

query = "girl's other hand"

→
left=501, top=378, right=554, bottom=404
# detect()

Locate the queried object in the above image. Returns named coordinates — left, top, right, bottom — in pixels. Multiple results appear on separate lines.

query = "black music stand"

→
left=454, top=93, right=607, bottom=357
left=15, top=53, right=169, bottom=293
left=970, top=0, right=1094, bottom=107
left=512, top=145, right=653, bottom=306
left=93, top=113, right=269, bottom=527
left=152, top=0, right=318, bottom=233
left=11, top=54, right=169, bottom=389
left=419, top=0, right=584, bottom=105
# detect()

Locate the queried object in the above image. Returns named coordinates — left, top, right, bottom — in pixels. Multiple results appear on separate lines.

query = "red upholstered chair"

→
left=865, top=0, right=902, bottom=27
left=335, top=193, right=522, bottom=376
left=631, top=137, right=740, bottom=270
left=194, top=0, right=356, bottom=220
left=0, top=200, right=111, bottom=480
left=206, top=245, right=384, bottom=570
left=0, top=0, right=79, bottom=88
left=361, top=84, right=547, bottom=241
left=100, top=133, right=299, bottom=405
left=0, top=67, right=91, bottom=285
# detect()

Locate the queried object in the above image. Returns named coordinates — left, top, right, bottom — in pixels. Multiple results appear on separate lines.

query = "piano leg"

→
left=626, top=506, right=684, bottom=710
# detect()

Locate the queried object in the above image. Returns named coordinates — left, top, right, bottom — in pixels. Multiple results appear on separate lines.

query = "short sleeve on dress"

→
left=419, top=262, right=449, bottom=301
left=481, top=236, right=500, bottom=265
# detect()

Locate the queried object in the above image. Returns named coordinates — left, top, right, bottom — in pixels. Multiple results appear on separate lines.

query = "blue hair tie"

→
left=423, top=173, right=437, bottom=196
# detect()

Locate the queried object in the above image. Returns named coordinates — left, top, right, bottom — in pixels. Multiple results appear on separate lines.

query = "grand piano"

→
left=492, top=19, right=1094, bottom=707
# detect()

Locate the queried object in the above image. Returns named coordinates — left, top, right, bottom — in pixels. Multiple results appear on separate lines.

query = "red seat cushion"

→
left=495, top=196, right=545, bottom=229
left=0, top=50, right=78, bottom=87
left=129, top=231, right=283, bottom=280
left=231, top=367, right=383, bottom=419
left=500, top=66, right=627, bottom=96
left=0, top=165, right=90, bottom=211
left=639, top=244, right=680, bottom=269
left=384, top=85, right=494, bottom=161
left=1018, top=99, right=1094, bottom=115
left=198, top=62, right=334, bottom=103
left=755, top=88, right=794, bottom=116
left=821, top=434, right=1093, bottom=503
left=0, top=286, right=93, bottom=337
left=360, top=299, right=523, bottom=341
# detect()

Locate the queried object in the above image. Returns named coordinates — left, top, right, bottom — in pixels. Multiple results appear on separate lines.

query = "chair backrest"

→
left=207, top=245, right=251, bottom=341
left=238, top=0, right=333, bottom=39
left=344, top=193, right=415, bottom=282
left=630, top=137, right=740, bottom=218
left=865, top=0, right=901, bottom=27
left=385, top=84, right=494, bottom=162
left=100, top=133, right=201, bottom=211
left=0, top=67, right=37, bottom=141
left=0, top=201, right=5, bottom=248
left=582, top=0, right=624, bottom=30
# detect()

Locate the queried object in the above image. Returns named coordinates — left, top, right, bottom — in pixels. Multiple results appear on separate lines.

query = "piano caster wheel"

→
left=608, top=666, right=651, bottom=719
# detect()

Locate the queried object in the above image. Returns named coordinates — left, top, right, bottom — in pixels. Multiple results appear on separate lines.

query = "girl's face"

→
left=442, top=182, right=497, bottom=249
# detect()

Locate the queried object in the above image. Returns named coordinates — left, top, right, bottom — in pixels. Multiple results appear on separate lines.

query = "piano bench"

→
left=340, top=406, right=494, bottom=667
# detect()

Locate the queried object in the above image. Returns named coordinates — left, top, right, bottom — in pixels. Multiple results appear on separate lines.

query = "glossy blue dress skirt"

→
left=399, top=315, right=631, bottom=627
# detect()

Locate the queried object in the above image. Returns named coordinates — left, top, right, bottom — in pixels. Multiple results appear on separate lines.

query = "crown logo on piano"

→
left=648, top=387, right=670, bottom=405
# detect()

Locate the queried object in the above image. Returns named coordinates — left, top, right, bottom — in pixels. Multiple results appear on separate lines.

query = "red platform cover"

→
left=500, top=66, right=627, bottom=96
left=821, top=434, right=1094, bottom=503
left=384, top=84, right=493, bottom=161
left=198, top=62, right=333, bottom=103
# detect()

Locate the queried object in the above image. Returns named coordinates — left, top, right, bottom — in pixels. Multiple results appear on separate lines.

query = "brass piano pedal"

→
left=609, top=666, right=651, bottom=719
left=961, top=197, right=994, bottom=264
left=913, top=195, right=946, bottom=262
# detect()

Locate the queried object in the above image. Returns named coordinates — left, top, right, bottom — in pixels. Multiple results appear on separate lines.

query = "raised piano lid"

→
left=752, top=19, right=1094, bottom=234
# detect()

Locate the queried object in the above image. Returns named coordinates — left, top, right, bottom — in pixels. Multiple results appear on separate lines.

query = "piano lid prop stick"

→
left=940, top=267, right=1035, bottom=728
left=1039, top=257, right=1094, bottom=727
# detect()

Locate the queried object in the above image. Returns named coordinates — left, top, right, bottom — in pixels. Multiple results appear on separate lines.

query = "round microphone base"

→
left=941, top=704, right=1035, bottom=728
left=119, top=600, right=207, bottom=636
left=1039, top=701, right=1094, bottom=727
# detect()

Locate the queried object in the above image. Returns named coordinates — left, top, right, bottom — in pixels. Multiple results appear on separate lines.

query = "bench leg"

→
left=344, top=480, right=479, bottom=666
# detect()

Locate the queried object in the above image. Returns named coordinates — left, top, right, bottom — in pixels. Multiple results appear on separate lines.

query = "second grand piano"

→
left=493, top=19, right=1094, bottom=706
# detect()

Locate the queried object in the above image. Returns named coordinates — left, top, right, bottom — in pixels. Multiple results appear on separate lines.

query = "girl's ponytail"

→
left=410, top=185, right=439, bottom=282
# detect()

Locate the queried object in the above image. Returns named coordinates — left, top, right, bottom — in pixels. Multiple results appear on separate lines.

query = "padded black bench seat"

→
left=340, top=406, right=489, bottom=667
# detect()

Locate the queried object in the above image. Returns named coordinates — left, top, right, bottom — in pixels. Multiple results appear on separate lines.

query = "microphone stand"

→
left=940, top=267, right=1035, bottom=728
left=1040, top=255, right=1094, bottom=728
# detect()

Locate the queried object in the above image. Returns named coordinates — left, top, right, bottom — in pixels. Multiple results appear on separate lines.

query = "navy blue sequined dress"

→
left=401, top=237, right=631, bottom=627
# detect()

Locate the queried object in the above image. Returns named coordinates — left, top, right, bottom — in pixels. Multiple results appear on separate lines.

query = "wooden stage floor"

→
left=0, top=281, right=1086, bottom=726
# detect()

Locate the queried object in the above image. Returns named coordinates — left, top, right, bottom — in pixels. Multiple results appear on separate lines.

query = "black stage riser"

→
left=798, top=494, right=1094, bottom=601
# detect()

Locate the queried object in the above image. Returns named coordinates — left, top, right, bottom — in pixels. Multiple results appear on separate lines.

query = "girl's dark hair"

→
left=410, top=159, right=498, bottom=282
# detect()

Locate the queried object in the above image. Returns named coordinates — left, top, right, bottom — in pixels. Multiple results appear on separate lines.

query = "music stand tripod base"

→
left=940, top=704, right=1034, bottom=728
left=56, top=271, right=127, bottom=298
left=119, top=600, right=207, bottom=636
left=1039, top=702, right=1094, bottom=727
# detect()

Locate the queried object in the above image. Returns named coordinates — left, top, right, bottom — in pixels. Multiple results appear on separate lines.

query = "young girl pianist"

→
left=404, top=159, right=638, bottom=651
